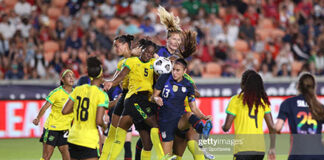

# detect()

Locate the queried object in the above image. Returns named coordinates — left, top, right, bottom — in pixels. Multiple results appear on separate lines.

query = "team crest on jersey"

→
left=161, top=131, right=166, bottom=139
left=182, top=87, right=186, bottom=93
left=173, top=85, right=178, bottom=92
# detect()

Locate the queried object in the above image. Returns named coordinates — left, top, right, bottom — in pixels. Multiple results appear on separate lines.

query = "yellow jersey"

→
left=123, top=57, right=156, bottom=99
left=184, top=73, right=195, bottom=112
left=226, top=94, right=271, bottom=154
left=45, top=86, right=73, bottom=131
left=68, top=84, right=109, bottom=149
left=117, top=58, right=129, bottom=90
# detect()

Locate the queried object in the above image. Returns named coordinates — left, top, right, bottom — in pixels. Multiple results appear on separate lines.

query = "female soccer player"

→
left=222, top=70, right=276, bottom=160
left=62, top=57, right=109, bottom=160
left=275, top=73, right=324, bottom=160
left=33, top=69, right=74, bottom=160
left=100, top=34, right=134, bottom=160
left=152, top=58, right=213, bottom=157
left=103, top=39, right=166, bottom=160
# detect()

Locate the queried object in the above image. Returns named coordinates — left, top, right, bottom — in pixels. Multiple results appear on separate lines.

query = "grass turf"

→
left=0, top=135, right=289, bottom=160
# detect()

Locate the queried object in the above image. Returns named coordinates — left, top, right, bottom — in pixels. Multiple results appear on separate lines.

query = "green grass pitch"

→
left=0, top=135, right=289, bottom=160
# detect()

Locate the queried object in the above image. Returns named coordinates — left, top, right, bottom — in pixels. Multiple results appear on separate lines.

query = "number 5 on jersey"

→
left=76, top=96, right=90, bottom=121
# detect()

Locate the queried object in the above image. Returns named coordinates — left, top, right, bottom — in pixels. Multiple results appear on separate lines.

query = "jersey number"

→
left=297, top=111, right=317, bottom=134
left=162, top=88, right=170, bottom=98
left=144, top=68, right=148, bottom=77
left=76, top=96, right=90, bottom=121
left=248, top=108, right=258, bottom=128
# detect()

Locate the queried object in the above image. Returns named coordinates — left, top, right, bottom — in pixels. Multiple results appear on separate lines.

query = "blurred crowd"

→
left=0, top=0, right=323, bottom=80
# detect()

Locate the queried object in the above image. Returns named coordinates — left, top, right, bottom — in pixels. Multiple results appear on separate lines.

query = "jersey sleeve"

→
left=264, top=104, right=271, bottom=114
left=226, top=96, right=238, bottom=116
left=98, top=91, right=109, bottom=109
left=187, top=82, right=196, bottom=102
left=277, top=100, right=289, bottom=120
left=123, top=58, right=133, bottom=71
left=116, top=59, right=125, bottom=71
left=184, top=73, right=195, bottom=84
left=45, top=89, right=58, bottom=104
left=69, top=87, right=78, bottom=102
left=154, top=74, right=170, bottom=90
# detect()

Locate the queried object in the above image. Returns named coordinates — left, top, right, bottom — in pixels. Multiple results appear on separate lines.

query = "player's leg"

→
left=135, top=138, right=143, bottom=160
left=39, top=128, right=57, bottom=160
left=100, top=91, right=126, bottom=160
left=109, top=115, right=133, bottom=160
left=124, top=129, right=132, bottom=160
left=58, top=145, right=70, bottom=160
left=173, top=133, right=187, bottom=160
left=197, top=134, right=215, bottom=160
left=136, top=125, right=153, bottom=160
left=144, top=114, right=165, bottom=159
left=186, top=127, right=204, bottom=160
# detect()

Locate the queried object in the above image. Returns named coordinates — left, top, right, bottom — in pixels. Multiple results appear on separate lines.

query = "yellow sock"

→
left=108, top=127, right=127, bottom=160
left=40, top=158, right=44, bottom=160
left=99, top=125, right=116, bottom=160
left=141, top=149, right=151, bottom=160
left=150, top=127, right=164, bottom=159
left=188, top=140, right=205, bottom=160
left=176, top=155, right=182, bottom=160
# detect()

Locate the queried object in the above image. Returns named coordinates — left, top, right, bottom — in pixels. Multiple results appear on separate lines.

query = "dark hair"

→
left=298, top=73, right=324, bottom=121
left=114, top=34, right=134, bottom=49
left=240, top=71, right=270, bottom=116
left=178, top=30, right=197, bottom=59
left=167, top=30, right=182, bottom=38
left=175, top=58, right=187, bottom=68
left=138, top=39, right=158, bottom=51
left=87, top=56, right=102, bottom=79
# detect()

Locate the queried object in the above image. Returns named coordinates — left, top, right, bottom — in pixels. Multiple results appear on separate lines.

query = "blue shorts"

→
left=159, top=117, right=181, bottom=142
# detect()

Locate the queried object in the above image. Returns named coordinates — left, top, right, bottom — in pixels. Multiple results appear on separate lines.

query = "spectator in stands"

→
left=131, top=0, right=148, bottom=17
left=259, top=63, right=273, bottom=79
left=59, top=7, right=73, bottom=28
left=140, top=17, right=155, bottom=36
left=0, top=33, right=9, bottom=56
left=14, top=0, right=32, bottom=17
left=309, top=49, right=324, bottom=75
left=65, top=30, right=82, bottom=51
left=30, top=47, right=47, bottom=78
left=291, top=34, right=311, bottom=61
left=5, top=60, right=24, bottom=79
left=100, top=0, right=116, bottom=18
left=239, top=18, right=255, bottom=47
left=277, top=63, right=291, bottom=77
left=243, top=6, right=259, bottom=27
left=221, top=64, right=236, bottom=77
left=117, top=17, right=142, bottom=35
left=0, top=14, right=16, bottom=40
left=262, top=51, right=276, bottom=72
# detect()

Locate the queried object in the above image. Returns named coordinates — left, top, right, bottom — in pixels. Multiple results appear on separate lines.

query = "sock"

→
left=150, top=127, right=164, bottom=159
left=135, top=138, right=143, bottom=160
left=140, top=149, right=151, bottom=160
left=99, top=125, right=116, bottom=160
left=188, top=140, right=205, bottom=160
left=124, top=141, right=132, bottom=160
left=109, top=127, right=127, bottom=160
left=40, top=158, right=45, bottom=160
left=176, top=155, right=182, bottom=160
left=189, top=115, right=204, bottom=134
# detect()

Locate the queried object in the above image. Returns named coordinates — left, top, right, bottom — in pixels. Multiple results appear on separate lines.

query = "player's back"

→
left=68, top=84, right=109, bottom=149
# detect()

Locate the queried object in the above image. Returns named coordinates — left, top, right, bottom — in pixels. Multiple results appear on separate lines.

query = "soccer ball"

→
left=153, top=57, right=172, bottom=74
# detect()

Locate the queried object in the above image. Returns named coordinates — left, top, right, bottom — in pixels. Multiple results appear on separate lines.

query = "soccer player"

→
left=104, top=39, right=165, bottom=160
left=222, top=70, right=276, bottom=160
left=152, top=58, right=213, bottom=158
left=100, top=34, right=134, bottom=160
left=62, top=57, right=109, bottom=160
left=33, top=69, right=74, bottom=160
left=275, top=73, right=324, bottom=160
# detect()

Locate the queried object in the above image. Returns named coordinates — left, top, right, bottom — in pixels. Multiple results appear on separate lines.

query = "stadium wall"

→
left=1, top=96, right=323, bottom=139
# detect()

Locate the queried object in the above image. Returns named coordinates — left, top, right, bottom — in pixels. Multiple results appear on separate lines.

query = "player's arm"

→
left=103, top=67, right=130, bottom=91
left=275, top=100, right=288, bottom=133
left=265, top=113, right=276, bottom=160
left=96, top=107, right=108, bottom=131
left=188, top=101, right=212, bottom=120
left=62, top=99, right=74, bottom=115
left=32, top=101, right=51, bottom=125
left=192, top=83, right=200, bottom=98
left=152, top=89, right=163, bottom=106
left=222, top=114, right=235, bottom=132
left=108, top=93, right=122, bottom=109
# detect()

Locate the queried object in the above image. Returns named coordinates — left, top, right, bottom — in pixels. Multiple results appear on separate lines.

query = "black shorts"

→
left=134, top=121, right=151, bottom=131
left=234, top=151, right=265, bottom=160
left=39, top=128, right=68, bottom=146
left=68, top=142, right=99, bottom=159
left=159, top=118, right=181, bottom=142
left=113, top=89, right=128, bottom=116
left=123, top=92, right=157, bottom=124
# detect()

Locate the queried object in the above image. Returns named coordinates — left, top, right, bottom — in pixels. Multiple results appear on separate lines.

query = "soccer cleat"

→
left=203, top=149, right=215, bottom=160
left=161, top=154, right=177, bottom=160
left=202, top=120, right=213, bottom=139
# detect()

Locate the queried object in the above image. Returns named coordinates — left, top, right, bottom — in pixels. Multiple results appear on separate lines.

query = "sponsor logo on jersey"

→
left=297, top=100, right=308, bottom=107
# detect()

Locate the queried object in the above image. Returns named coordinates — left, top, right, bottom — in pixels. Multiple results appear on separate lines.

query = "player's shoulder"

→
left=93, top=85, right=108, bottom=97
left=48, top=86, right=63, bottom=96
left=183, top=73, right=195, bottom=84
left=283, top=95, right=302, bottom=104
left=229, top=94, right=240, bottom=102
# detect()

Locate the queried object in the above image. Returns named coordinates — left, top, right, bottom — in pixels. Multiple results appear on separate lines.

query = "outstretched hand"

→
left=103, top=81, right=113, bottom=91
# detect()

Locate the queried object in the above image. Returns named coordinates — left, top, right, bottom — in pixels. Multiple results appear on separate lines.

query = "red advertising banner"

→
left=0, top=97, right=323, bottom=138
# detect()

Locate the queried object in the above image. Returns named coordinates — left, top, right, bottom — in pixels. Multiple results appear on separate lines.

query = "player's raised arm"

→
left=188, top=101, right=211, bottom=121
left=103, top=67, right=130, bottom=91
left=33, top=101, right=51, bottom=125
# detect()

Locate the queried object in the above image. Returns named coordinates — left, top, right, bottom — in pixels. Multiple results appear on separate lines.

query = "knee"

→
left=185, top=112, right=193, bottom=119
